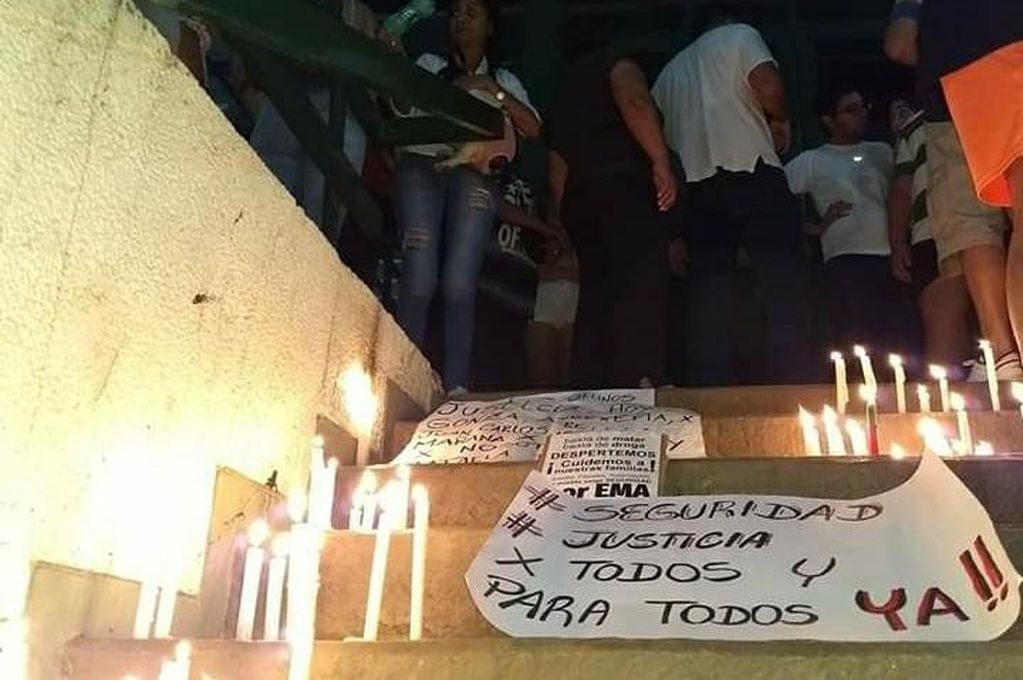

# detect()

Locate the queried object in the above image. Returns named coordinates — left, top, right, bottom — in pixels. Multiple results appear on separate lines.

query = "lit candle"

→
left=830, top=351, right=850, bottom=415
left=308, top=436, right=326, bottom=532
left=132, top=579, right=159, bottom=639
left=853, top=345, right=877, bottom=392
left=409, top=485, right=430, bottom=641
left=363, top=489, right=396, bottom=641
left=236, top=519, right=268, bottom=641
left=979, top=340, right=1001, bottom=411
left=889, top=354, right=907, bottom=414
left=361, top=488, right=379, bottom=533
left=798, top=407, right=822, bottom=456
left=821, top=406, right=848, bottom=457
left=859, top=384, right=880, bottom=456
left=950, top=393, right=973, bottom=456
left=340, top=365, right=379, bottom=467
left=263, top=534, right=289, bottom=642
left=917, top=384, right=932, bottom=414
left=918, top=418, right=954, bottom=458
left=975, top=441, right=995, bottom=457
left=317, top=458, right=339, bottom=530
left=845, top=419, right=869, bottom=457
left=393, top=465, right=411, bottom=530
left=889, top=443, right=908, bottom=460
left=929, top=365, right=951, bottom=413
left=349, top=470, right=379, bottom=531
left=285, top=494, right=323, bottom=680
left=157, top=640, right=191, bottom=680
left=1012, top=383, right=1023, bottom=419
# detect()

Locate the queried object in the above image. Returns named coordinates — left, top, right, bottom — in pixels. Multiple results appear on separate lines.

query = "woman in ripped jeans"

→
left=388, top=0, right=541, bottom=392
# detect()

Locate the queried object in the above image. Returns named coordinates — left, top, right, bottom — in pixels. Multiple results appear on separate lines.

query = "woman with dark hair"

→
left=391, top=0, right=541, bottom=393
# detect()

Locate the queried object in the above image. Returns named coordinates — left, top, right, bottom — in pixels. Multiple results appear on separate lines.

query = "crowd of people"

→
left=138, top=0, right=1023, bottom=395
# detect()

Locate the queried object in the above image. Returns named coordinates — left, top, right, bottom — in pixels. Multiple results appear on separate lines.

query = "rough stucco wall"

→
left=0, top=0, right=440, bottom=599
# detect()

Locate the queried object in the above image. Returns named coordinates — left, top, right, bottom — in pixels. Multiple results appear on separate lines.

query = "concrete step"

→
left=390, top=411, right=1023, bottom=460
left=65, top=630, right=1023, bottom=679
left=313, top=525, right=1023, bottom=641
left=334, top=458, right=1023, bottom=531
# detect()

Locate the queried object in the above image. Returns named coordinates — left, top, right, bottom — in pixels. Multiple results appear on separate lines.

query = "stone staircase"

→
left=64, top=385, right=1023, bottom=679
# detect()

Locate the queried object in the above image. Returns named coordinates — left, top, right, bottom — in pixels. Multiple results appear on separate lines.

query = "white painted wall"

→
left=0, top=0, right=439, bottom=603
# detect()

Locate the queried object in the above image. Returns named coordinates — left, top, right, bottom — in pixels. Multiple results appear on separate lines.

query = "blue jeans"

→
left=395, top=154, right=497, bottom=390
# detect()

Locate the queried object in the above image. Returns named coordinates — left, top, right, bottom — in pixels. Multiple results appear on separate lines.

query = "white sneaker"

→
left=994, top=352, right=1023, bottom=381
left=965, top=352, right=1023, bottom=382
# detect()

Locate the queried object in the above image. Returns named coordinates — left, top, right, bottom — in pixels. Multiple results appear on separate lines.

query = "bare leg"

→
left=1007, top=159, right=1023, bottom=350
left=920, top=275, right=974, bottom=367
left=961, top=244, right=1017, bottom=359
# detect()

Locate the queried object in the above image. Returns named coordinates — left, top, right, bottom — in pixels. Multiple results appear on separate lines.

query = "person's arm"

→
left=547, top=150, right=569, bottom=228
left=456, top=74, right=542, bottom=139
left=609, top=58, right=677, bottom=212
left=748, top=62, right=791, bottom=153
left=885, top=0, right=923, bottom=66
left=888, top=175, right=914, bottom=281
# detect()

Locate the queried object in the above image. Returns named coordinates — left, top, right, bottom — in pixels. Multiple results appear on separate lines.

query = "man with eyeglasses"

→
left=785, top=84, right=908, bottom=351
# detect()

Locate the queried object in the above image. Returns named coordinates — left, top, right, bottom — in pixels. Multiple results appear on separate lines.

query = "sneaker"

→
left=994, top=352, right=1023, bottom=381
left=964, top=352, right=1023, bottom=382
left=963, top=359, right=986, bottom=383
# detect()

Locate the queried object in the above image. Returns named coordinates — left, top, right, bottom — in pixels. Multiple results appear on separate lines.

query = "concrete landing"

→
left=65, top=633, right=1023, bottom=679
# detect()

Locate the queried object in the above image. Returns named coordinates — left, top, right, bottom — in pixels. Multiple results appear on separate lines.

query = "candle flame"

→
left=1012, top=382, right=1023, bottom=403
left=929, top=365, right=947, bottom=380
left=950, top=392, right=966, bottom=412
left=339, top=365, right=379, bottom=435
left=830, top=351, right=844, bottom=362
left=247, top=519, right=269, bottom=547
left=798, top=406, right=815, bottom=425
left=917, top=417, right=943, bottom=437
left=975, top=441, right=995, bottom=457
left=174, top=640, right=192, bottom=663
left=889, top=444, right=907, bottom=460
left=358, top=469, right=379, bottom=493
left=888, top=354, right=903, bottom=368
left=287, top=491, right=307, bottom=524
left=271, top=533, right=290, bottom=558
left=853, top=345, right=867, bottom=358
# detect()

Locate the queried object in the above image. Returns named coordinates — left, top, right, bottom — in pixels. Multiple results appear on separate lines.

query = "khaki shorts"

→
left=925, top=122, right=1010, bottom=276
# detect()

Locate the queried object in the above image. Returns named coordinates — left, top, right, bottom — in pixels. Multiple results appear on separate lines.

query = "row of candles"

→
left=830, top=342, right=1023, bottom=416
left=133, top=364, right=383, bottom=646
left=133, top=442, right=430, bottom=680
left=799, top=404, right=994, bottom=458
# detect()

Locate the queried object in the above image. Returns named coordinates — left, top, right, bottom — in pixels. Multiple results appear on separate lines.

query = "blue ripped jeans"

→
left=395, top=153, right=497, bottom=391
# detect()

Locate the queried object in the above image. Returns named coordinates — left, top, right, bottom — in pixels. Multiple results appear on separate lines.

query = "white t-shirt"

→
left=402, top=54, right=538, bottom=158
left=652, top=24, right=780, bottom=184
left=784, top=142, right=894, bottom=262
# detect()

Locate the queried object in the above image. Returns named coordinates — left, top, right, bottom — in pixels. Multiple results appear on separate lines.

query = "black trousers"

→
left=823, top=254, right=919, bottom=356
left=683, top=163, right=819, bottom=386
left=567, top=175, right=670, bottom=389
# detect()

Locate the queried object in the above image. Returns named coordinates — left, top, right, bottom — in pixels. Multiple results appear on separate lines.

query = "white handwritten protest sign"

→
left=394, top=390, right=705, bottom=465
left=466, top=454, right=1021, bottom=641
left=541, top=432, right=662, bottom=500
